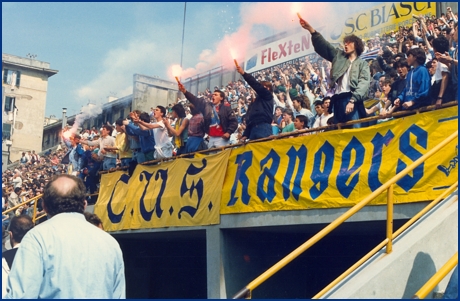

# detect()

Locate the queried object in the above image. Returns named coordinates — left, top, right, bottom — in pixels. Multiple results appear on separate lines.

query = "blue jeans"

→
left=185, top=136, right=204, bottom=153
left=132, top=150, right=146, bottom=164
left=120, top=158, right=132, bottom=168
left=332, top=93, right=361, bottom=129
left=249, top=123, right=272, bottom=140
left=103, top=157, right=117, bottom=171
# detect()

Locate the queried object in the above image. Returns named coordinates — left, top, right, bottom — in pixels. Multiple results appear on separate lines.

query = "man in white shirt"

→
left=4, top=174, right=125, bottom=299
left=11, top=173, right=22, bottom=189
left=81, top=125, right=117, bottom=170
left=136, top=106, right=173, bottom=159
left=313, top=97, right=334, bottom=129
left=430, top=36, right=453, bottom=106
left=292, top=96, right=314, bottom=126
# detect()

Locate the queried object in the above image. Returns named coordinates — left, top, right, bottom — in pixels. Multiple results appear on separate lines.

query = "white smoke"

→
left=173, top=2, right=378, bottom=79
left=68, top=103, right=103, bottom=135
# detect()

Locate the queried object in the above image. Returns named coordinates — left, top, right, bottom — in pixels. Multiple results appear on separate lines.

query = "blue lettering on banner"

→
left=283, top=145, right=307, bottom=201
left=257, top=149, right=280, bottom=203
left=107, top=173, right=130, bottom=223
left=310, top=141, right=334, bottom=200
left=369, top=130, right=395, bottom=191
left=228, top=151, right=253, bottom=206
left=178, top=159, right=207, bottom=218
left=397, top=125, right=427, bottom=192
left=139, top=169, right=167, bottom=221
left=337, top=137, right=365, bottom=198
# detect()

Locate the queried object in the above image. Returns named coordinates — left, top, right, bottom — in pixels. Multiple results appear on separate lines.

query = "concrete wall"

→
left=103, top=198, right=454, bottom=299
left=133, top=74, right=178, bottom=113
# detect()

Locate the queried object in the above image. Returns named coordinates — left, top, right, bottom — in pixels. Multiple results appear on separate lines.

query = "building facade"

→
left=2, top=53, right=58, bottom=165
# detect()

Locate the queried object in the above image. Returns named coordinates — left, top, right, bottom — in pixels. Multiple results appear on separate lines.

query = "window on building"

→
left=2, top=69, right=21, bottom=86
left=4, top=96, right=15, bottom=112
left=106, top=112, right=112, bottom=124
left=2, top=123, right=11, bottom=140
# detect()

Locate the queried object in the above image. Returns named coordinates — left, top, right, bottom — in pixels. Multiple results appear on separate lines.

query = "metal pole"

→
left=386, top=184, right=394, bottom=254
left=7, top=144, right=11, bottom=164
left=180, top=2, right=187, bottom=73
left=61, top=108, right=67, bottom=144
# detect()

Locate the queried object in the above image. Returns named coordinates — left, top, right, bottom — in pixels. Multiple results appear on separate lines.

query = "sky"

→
left=2, top=2, right=379, bottom=119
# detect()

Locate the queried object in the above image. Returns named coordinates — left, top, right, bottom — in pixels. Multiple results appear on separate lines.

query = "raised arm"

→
left=236, top=65, right=273, bottom=101
left=299, top=18, right=337, bottom=62
left=164, top=117, right=189, bottom=137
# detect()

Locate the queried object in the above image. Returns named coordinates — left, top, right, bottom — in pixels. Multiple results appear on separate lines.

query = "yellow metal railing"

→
left=412, top=252, right=458, bottom=299
left=2, top=195, right=43, bottom=224
left=313, top=181, right=458, bottom=299
left=2, top=191, right=99, bottom=224
left=233, top=130, right=458, bottom=299
left=99, top=101, right=458, bottom=174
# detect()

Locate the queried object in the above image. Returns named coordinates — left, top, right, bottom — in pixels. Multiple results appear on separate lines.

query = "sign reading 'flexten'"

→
left=244, top=31, right=316, bottom=72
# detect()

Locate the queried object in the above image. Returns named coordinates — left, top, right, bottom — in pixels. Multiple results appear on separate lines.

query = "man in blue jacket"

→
left=299, top=17, right=370, bottom=128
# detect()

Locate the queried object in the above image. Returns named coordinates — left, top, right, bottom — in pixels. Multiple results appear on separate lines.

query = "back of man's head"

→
left=9, top=215, right=34, bottom=245
left=84, top=212, right=104, bottom=230
left=432, top=36, right=450, bottom=54
left=43, top=174, right=86, bottom=217
left=139, top=112, right=150, bottom=123
left=115, top=118, right=124, bottom=127
left=14, top=187, right=22, bottom=194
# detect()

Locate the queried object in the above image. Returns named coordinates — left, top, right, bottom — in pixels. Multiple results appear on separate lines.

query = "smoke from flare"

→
left=67, top=103, right=104, bottom=135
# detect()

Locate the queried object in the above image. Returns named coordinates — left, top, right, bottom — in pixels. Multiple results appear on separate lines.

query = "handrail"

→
left=2, top=191, right=99, bottom=223
left=232, top=130, right=458, bottom=299
left=313, top=181, right=458, bottom=299
left=2, top=195, right=42, bottom=223
left=412, top=252, right=458, bottom=299
left=99, top=101, right=458, bottom=174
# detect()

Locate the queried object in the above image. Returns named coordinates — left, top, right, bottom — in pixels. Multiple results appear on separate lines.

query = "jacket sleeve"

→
left=75, top=144, right=85, bottom=156
left=242, top=73, right=273, bottom=101
left=125, top=123, right=149, bottom=137
left=184, top=91, right=207, bottom=115
left=351, top=61, right=371, bottom=103
left=414, top=69, right=431, bottom=101
left=376, top=56, right=393, bottom=73
left=311, top=31, right=338, bottom=62
left=224, top=107, right=238, bottom=134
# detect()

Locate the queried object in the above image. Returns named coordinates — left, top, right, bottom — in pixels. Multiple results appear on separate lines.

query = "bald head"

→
left=52, top=176, right=78, bottom=196
left=43, top=174, right=87, bottom=217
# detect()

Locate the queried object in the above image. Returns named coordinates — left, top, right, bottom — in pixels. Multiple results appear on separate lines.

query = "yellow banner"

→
left=328, top=2, right=436, bottom=42
left=94, top=150, right=231, bottom=231
left=221, top=106, right=458, bottom=214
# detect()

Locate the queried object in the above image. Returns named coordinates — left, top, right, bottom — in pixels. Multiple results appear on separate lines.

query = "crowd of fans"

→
left=2, top=9, right=458, bottom=228
left=2, top=147, right=70, bottom=228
